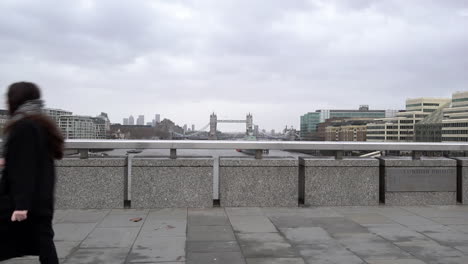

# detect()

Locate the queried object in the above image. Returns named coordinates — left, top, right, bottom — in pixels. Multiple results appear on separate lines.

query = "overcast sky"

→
left=1, top=0, right=467, bottom=131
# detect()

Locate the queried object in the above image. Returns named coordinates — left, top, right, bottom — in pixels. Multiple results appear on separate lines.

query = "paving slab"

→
left=280, top=227, right=333, bottom=244
left=188, top=215, right=230, bottom=226
left=430, top=217, right=468, bottom=225
left=57, top=209, right=110, bottom=223
left=55, top=241, right=80, bottom=259
left=246, top=258, right=305, bottom=264
left=63, top=248, right=130, bottom=264
left=109, top=209, right=150, bottom=215
left=80, top=227, right=140, bottom=248
left=334, top=233, right=412, bottom=260
left=394, top=240, right=465, bottom=260
left=347, top=213, right=396, bottom=225
left=237, top=233, right=298, bottom=258
left=187, top=252, right=245, bottom=264
left=53, top=223, right=97, bottom=241
left=129, top=237, right=186, bottom=262
left=367, top=226, right=430, bottom=243
left=188, top=208, right=226, bottom=216
left=186, top=241, right=241, bottom=253
left=297, top=241, right=365, bottom=264
left=229, top=215, right=278, bottom=233
left=140, top=219, right=187, bottom=237
left=98, top=214, right=147, bottom=228
left=262, top=207, right=343, bottom=218
left=365, top=260, right=427, bottom=264
left=147, top=208, right=187, bottom=220
left=226, top=207, right=264, bottom=216
left=188, top=225, right=236, bottom=241
left=384, top=215, right=440, bottom=226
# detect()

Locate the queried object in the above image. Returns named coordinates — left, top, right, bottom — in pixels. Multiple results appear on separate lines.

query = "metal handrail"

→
left=64, top=140, right=468, bottom=152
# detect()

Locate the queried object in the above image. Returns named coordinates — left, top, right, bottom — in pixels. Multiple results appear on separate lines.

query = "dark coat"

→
left=0, top=118, right=56, bottom=260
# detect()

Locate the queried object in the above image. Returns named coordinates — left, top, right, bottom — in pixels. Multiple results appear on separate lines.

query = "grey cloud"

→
left=0, top=0, right=467, bottom=130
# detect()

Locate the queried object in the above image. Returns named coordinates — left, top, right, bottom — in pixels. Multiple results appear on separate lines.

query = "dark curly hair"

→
left=5, top=82, right=64, bottom=159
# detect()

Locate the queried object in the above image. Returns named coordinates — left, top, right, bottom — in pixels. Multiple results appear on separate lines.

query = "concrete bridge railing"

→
left=55, top=140, right=468, bottom=209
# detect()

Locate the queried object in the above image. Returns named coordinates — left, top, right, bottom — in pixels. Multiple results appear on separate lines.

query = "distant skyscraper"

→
left=129, top=115, right=135, bottom=125
left=137, top=115, right=144, bottom=125
left=192, top=124, right=195, bottom=131
left=183, top=124, right=188, bottom=132
left=123, top=118, right=129, bottom=125
left=155, top=114, right=161, bottom=123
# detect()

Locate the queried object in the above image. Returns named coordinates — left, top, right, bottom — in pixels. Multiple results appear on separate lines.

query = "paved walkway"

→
left=3, top=206, right=468, bottom=264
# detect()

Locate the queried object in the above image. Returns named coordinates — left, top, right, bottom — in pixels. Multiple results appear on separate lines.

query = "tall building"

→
left=300, top=112, right=321, bottom=140
left=123, top=118, right=129, bottom=125
left=43, top=108, right=73, bottom=123
left=137, top=115, right=145, bottom=125
left=442, top=91, right=468, bottom=142
left=129, top=115, right=135, bottom=125
left=192, top=124, right=195, bottom=131
left=367, top=97, right=451, bottom=142
left=155, top=114, right=161, bottom=123
left=183, top=124, right=188, bottom=132
left=301, top=105, right=385, bottom=140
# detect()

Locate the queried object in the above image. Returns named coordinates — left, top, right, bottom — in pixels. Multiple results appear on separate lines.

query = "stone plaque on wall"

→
left=386, top=167, right=457, bottom=192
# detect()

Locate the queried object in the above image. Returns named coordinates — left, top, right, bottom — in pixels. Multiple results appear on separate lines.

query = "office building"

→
left=301, top=105, right=385, bottom=141
left=123, top=118, right=129, bottom=125
left=415, top=102, right=450, bottom=142
left=317, top=105, right=385, bottom=122
left=129, top=115, right=135, bottom=126
left=300, top=112, right=321, bottom=140
left=442, top=91, right=468, bottom=142
left=43, top=108, right=73, bottom=123
left=325, top=118, right=375, bottom=141
left=367, top=97, right=451, bottom=142
left=155, top=114, right=161, bottom=123
left=137, top=115, right=145, bottom=126
left=58, top=115, right=107, bottom=139
left=192, top=124, right=195, bottom=131
left=385, top=109, right=400, bottom=118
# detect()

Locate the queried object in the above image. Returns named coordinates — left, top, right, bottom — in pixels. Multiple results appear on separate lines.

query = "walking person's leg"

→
left=39, top=217, right=59, bottom=264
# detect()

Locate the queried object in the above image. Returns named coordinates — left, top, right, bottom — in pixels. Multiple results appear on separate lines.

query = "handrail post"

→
left=335, top=150, right=343, bottom=160
left=170, top=148, right=177, bottom=159
left=79, top=149, right=89, bottom=159
left=255, top=149, right=263, bottom=159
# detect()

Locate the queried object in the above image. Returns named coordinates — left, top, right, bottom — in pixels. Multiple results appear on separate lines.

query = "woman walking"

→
left=0, top=82, right=64, bottom=263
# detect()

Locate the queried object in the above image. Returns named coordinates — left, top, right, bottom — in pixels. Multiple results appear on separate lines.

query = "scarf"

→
left=1, top=99, right=45, bottom=157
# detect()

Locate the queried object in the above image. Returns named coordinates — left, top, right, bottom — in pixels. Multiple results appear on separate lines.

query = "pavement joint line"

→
left=61, top=209, right=112, bottom=264
left=396, top=206, right=468, bottom=255
left=225, top=207, right=249, bottom=264
left=123, top=208, right=156, bottom=264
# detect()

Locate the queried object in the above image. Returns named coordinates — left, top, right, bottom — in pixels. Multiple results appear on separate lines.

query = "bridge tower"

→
left=246, top=113, right=253, bottom=136
left=209, top=113, right=217, bottom=140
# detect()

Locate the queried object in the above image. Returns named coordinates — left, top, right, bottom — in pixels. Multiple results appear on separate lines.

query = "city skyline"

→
left=0, top=1, right=467, bottom=131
